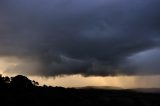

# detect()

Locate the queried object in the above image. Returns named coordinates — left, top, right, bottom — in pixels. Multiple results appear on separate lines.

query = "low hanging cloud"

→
left=0, top=0, right=160, bottom=76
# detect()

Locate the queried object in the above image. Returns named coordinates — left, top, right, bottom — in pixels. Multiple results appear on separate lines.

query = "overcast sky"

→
left=0, top=0, right=160, bottom=77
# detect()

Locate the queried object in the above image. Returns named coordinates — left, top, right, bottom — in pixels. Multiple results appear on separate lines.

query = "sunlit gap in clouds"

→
left=28, top=75, right=160, bottom=89
left=0, top=56, right=159, bottom=89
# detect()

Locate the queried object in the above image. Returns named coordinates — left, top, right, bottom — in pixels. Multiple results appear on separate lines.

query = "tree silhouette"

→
left=32, top=80, right=39, bottom=86
left=0, top=74, right=10, bottom=88
left=3, top=76, right=10, bottom=83
left=10, top=75, right=33, bottom=89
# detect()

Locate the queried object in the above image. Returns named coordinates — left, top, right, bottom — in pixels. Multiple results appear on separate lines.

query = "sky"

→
left=0, top=0, right=160, bottom=88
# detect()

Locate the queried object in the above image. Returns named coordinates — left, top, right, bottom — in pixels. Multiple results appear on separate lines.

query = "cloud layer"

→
left=0, top=0, right=160, bottom=76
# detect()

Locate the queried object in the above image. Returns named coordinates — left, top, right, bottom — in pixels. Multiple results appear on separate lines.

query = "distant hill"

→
left=78, top=86, right=160, bottom=93
left=76, top=86, right=123, bottom=90
left=133, top=88, right=160, bottom=93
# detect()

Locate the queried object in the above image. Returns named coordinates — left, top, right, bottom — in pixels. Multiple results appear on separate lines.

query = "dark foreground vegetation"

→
left=0, top=75, right=160, bottom=106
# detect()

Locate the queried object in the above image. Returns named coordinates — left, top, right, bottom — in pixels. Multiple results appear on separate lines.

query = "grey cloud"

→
left=0, top=0, right=160, bottom=76
left=127, top=48, right=160, bottom=75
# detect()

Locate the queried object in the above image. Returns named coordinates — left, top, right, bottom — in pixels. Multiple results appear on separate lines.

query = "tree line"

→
left=0, top=74, right=39, bottom=89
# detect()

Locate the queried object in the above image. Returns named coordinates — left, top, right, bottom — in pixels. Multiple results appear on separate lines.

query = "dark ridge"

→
left=0, top=74, right=160, bottom=106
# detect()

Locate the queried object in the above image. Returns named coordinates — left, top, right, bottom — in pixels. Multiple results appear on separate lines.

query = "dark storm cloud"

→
left=0, top=0, right=160, bottom=76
